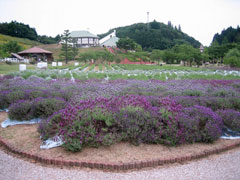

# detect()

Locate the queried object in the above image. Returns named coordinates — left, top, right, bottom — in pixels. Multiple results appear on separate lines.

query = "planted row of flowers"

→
left=39, top=96, right=225, bottom=152
left=0, top=76, right=240, bottom=152
left=8, top=66, right=240, bottom=81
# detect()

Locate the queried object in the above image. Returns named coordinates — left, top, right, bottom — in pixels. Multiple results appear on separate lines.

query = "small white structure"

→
left=19, top=64, right=26, bottom=71
left=37, top=62, right=48, bottom=69
left=52, top=62, right=57, bottom=67
left=74, top=62, right=79, bottom=66
left=99, top=30, right=119, bottom=47
left=58, top=62, right=63, bottom=66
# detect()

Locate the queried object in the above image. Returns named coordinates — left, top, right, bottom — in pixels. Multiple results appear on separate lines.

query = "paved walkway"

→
left=0, top=147, right=240, bottom=180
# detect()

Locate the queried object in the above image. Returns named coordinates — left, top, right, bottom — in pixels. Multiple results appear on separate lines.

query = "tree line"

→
left=0, top=21, right=60, bottom=44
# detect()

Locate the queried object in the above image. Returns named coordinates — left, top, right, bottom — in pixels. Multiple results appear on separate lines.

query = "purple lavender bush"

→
left=217, top=109, right=240, bottom=131
left=8, top=97, right=66, bottom=121
left=31, top=97, right=66, bottom=119
left=38, top=111, right=63, bottom=140
left=8, top=100, right=34, bottom=121
left=55, top=95, right=185, bottom=151
left=179, top=105, right=223, bottom=143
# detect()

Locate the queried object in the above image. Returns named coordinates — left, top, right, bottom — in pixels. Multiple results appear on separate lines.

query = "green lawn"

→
left=0, top=62, right=35, bottom=74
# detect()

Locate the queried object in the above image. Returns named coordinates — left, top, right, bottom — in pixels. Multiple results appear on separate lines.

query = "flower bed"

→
left=1, top=76, right=240, bottom=152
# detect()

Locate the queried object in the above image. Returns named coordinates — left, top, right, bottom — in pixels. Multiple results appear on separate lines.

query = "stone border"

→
left=1, top=136, right=240, bottom=171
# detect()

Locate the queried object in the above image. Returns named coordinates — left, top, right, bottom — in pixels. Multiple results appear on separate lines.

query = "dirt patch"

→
left=1, top=112, right=240, bottom=164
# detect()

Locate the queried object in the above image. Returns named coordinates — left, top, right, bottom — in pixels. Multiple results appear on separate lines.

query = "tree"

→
left=116, top=37, right=141, bottom=51
left=0, top=41, right=23, bottom=58
left=0, top=21, right=59, bottom=44
left=71, top=38, right=79, bottom=61
left=0, top=21, right=38, bottom=40
left=178, top=25, right=182, bottom=32
left=150, top=20, right=160, bottom=29
left=60, top=30, right=72, bottom=64
left=162, top=44, right=202, bottom=66
left=151, top=49, right=163, bottom=64
left=223, top=48, right=240, bottom=67
left=3, top=41, right=23, bottom=53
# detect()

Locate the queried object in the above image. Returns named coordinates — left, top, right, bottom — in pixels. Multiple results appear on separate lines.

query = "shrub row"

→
left=39, top=96, right=224, bottom=152
left=8, top=97, right=66, bottom=121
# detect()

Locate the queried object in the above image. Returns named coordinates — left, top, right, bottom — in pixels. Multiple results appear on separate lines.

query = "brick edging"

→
left=0, top=136, right=240, bottom=171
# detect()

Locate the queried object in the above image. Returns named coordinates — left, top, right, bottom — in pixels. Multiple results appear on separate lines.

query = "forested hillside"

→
left=99, top=20, right=201, bottom=50
left=0, top=21, right=60, bottom=44
left=211, top=26, right=240, bottom=45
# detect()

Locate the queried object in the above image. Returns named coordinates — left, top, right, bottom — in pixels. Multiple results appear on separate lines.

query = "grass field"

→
left=0, top=34, right=41, bottom=49
left=6, top=63, right=240, bottom=80
left=0, top=62, right=36, bottom=74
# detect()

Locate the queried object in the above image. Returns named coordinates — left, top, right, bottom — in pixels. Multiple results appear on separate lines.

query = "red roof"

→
left=18, top=47, right=52, bottom=54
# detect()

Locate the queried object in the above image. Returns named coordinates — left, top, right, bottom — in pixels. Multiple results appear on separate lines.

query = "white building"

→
left=99, top=30, right=119, bottom=47
left=70, top=30, right=99, bottom=47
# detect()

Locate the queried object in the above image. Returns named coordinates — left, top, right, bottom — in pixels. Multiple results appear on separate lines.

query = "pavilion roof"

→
left=18, top=47, right=53, bottom=54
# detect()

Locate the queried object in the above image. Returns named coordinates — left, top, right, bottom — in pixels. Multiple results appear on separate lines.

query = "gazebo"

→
left=18, top=47, right=53, bottom=62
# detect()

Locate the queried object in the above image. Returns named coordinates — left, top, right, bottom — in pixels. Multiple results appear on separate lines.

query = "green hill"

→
left=0, top=33, right=41, bottom=49
left=99, top=20, right=201, bottom=50
left=212, top=26, right=240, bottom=45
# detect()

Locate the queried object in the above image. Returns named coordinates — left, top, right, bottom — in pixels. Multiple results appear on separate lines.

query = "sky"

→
left=0, top=0, right=240, bottom=46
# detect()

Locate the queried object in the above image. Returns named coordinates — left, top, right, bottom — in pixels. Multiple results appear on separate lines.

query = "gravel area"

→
left=1, top=147, right=240, bottom=180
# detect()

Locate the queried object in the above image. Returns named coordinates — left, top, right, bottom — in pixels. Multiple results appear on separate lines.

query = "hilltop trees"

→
left=0, top=21, right=60, bottom=44
left=100, top=20, right=201, bottom=51
left=212, top=26, right=240, bottom=45
left=208, top=26, right=240, bottom=65
left=0, top=21, right=38, bottom=40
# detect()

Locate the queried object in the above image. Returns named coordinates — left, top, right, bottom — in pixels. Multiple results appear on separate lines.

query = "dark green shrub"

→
left=31, top=98, right=66, bottom=119
left=0, top=91, right=10, bottom=109
left=8, top=100, right=34, bottom=120
left=6, top=90, right=25, bottom=105
left=182, top=90, right=203, bottom=97
left=25, top=90, right=46, bottom=100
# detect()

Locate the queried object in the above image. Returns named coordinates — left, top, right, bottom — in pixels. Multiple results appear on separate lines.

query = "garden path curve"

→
left=1, top=147, right=240, bottom=180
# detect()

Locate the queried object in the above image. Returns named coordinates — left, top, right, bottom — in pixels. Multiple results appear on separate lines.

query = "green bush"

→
left=6, top=90, right=25, bottom=105
left=8, top=97, right=66, bottom=121
left=224, top=48, right=240, bottom=67
left=31, top=98, right=66, bottom=119
left=38, top=111, right=62, bottom=140
left=8, top=100, right=33, bottom=120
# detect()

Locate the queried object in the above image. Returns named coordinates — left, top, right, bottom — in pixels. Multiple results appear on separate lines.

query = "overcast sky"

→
left=0, top=0, right=239, bottom=46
